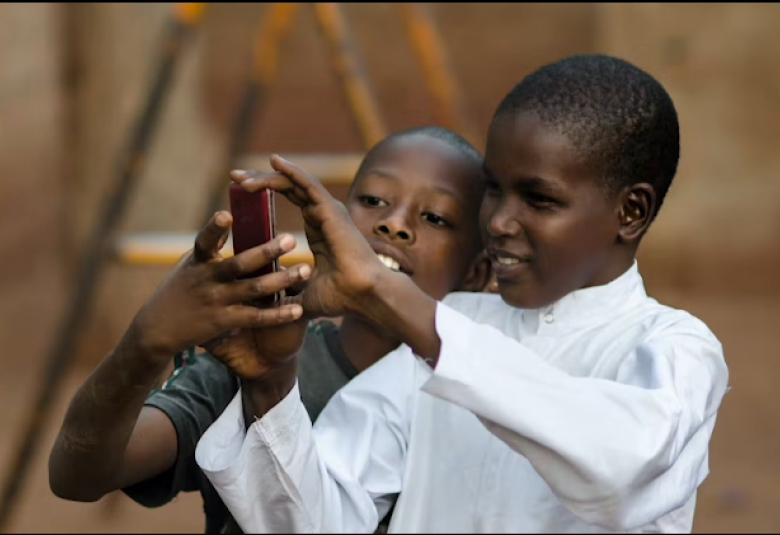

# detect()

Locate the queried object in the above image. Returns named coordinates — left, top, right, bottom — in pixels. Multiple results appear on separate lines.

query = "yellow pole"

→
left=251, top=3, right=301, bottom=86
left=174, top=2, right=208, bottom=26
left=201, top=2, right=302, bottom=221
left=398, top=3, right=481, bottom=149
left=313, top=2, right=388, bottom=150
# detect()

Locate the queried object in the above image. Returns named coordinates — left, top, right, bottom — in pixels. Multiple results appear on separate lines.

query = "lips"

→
left=370, top=241, right=414, bottom=275
left=486, top=247, right=532, bottom=278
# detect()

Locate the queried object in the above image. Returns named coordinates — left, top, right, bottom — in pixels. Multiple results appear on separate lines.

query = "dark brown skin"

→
left=49, top=136, right=490, bottom=502
left=48, top=212, right=310, bottom=501
left=242, top=134, right=490, bottom=418
left=238, top=112, right=656, bottom=411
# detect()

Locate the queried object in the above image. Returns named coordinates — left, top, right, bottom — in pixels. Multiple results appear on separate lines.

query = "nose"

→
left=485, top=196, right=523, bottom=238
left=374, top=210, right=416, bottom=244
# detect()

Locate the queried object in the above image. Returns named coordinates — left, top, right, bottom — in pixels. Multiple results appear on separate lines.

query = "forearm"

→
left=49, top=323, right=171, bottom=501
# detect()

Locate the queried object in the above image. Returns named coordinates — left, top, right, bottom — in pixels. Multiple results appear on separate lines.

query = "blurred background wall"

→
left=0, top=2, right=778, bottom=533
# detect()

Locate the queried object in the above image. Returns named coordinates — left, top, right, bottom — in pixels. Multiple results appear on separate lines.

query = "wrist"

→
left=346, top=264, right=392, bottom=318
left=122, top=319, right=177, bottom=369
left=240, top=359, right=298, bottom=420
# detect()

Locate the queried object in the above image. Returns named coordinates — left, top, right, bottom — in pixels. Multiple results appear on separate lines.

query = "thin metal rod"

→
left=0, top=4, right=204, bottom=529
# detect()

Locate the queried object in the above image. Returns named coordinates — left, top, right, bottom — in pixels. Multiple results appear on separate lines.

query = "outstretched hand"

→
left=230, top=155, right=386, bottom=319
left=130, top=210, right=311, bottom=377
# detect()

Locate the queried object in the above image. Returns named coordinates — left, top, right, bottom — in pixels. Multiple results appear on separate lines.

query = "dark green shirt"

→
left=122, top=321, right=359, bottom=534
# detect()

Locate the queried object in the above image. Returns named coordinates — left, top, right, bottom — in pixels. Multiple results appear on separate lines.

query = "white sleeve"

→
left=421, top=302, right=729, bottom=532
left=195, top=347, right=420, bottom=534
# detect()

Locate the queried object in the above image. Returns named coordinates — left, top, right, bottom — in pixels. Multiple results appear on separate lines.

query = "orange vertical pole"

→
left=313, top=2, right=388, bottom=150
left=202, top=2, right=301, bottom=222
left=398, top=2, right=481, bottom=149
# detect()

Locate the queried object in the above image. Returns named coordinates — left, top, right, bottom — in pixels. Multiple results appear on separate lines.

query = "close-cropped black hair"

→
left=494, top=54, right=680, bottom=217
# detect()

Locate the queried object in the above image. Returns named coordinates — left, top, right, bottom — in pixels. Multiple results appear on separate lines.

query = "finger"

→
left=229, top=169, right=283, bottom=189
left=216, top=233, right=297, bottom=281
left=221, top=303, right=305, bottom=329
left=279, top=292, right=320, bottom=320
left=230, top=170, right=310, bottom=207
left=286, top=274, right=310, bottom=297
left=275, top=265, right=310, bottom=297
left=269, top=154, right=329, bottom=205
left=194, top=211, right=232, bottom=262
left=222, top=263, right=312, bottom=303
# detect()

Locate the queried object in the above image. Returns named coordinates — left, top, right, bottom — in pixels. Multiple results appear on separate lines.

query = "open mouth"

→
left=377, top=254, right=403, bottom=272
left=487, top=248, right=532, bottom=265
left=371, top=242, right=414, bottom=275
left=487, top=248, right=532, bottom=277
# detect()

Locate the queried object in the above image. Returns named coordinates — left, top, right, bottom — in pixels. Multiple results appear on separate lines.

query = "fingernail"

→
left=298, top=264, right=312, bottom=279
left=231, top=169, right=247, bottom=177
left=291, top=305, right=303, bottom=318
left=280, top=234, right=295, bottom=251
left=215, top=212, right=229, bottom=226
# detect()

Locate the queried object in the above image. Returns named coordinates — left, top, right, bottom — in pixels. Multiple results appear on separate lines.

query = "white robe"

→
left=196, top=263, right=729, bottom=533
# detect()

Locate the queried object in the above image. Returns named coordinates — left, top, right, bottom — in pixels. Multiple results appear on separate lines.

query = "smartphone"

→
left=229, top=183, right=279, bottom=306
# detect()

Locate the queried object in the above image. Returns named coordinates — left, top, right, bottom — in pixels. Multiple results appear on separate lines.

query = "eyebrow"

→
left=482, top=164, right=566, bottom=195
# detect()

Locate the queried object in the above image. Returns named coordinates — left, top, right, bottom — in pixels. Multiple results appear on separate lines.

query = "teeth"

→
left=377, top=254, right=402, bottom=272
left=497, top=257, right=520, bottom=265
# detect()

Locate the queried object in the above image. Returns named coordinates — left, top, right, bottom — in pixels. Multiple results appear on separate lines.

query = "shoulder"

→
left=637, top=298, right=722, bottom=352
left=620, top=298, right=728, bottom=394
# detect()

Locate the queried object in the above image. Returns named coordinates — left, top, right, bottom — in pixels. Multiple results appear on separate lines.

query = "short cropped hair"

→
left=495, top=54, right=680, bottom=216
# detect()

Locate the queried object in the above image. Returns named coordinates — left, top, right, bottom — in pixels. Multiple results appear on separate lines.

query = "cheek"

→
left=412, top=240, right=467, bottom=297
left=347, top=206, right=378, bottom=237
left=532, top=208, right=617, bottom=275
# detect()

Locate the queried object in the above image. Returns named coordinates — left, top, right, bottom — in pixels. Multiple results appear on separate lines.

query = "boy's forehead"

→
left=485, top=113, right=591, bottom=189
left=357, top=137, right=483, bottom=199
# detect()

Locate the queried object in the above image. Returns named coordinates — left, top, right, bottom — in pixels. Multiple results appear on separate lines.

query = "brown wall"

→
left=1, top=3, right=779, bottom=533
left=0, top=1, right=67, bottom=514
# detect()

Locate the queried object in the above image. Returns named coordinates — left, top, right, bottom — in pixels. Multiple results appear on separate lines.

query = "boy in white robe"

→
left=195, top=54, right=729, bottom=533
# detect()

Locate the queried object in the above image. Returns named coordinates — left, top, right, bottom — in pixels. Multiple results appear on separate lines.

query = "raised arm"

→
left=49, top=212, right=309, bottom=501
left=419, top=303, right=729, bottom=530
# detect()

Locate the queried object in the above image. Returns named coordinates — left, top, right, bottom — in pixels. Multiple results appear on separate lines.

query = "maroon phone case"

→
left=229, top=184, right=279, bottom=305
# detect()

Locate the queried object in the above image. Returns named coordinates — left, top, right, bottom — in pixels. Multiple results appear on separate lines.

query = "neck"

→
left=338, top=315, right=401, bottom=373
left=586, top=248, right=637, bottom=289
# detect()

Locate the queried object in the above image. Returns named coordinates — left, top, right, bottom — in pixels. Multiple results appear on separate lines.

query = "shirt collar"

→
left=521, top=261, right=647, bottom=335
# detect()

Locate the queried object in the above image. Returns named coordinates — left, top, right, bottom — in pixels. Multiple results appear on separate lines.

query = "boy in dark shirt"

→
left=48, top=126, right=491, bottom=533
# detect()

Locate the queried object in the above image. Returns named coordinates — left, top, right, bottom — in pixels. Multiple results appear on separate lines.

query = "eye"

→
left=422, top=212, right=452, bottom=228
left=359, top=195, right=388, bottom=208
left=524, top=191, right=558, bottom=209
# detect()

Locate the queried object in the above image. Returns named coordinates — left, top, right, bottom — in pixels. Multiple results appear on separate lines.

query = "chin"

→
left=496, top=279, right=554, bottom=310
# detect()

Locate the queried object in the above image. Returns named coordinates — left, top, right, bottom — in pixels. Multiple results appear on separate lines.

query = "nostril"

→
left=397, top=230, right=410, bottom=240
left=378, top=225, right=390, bottom=234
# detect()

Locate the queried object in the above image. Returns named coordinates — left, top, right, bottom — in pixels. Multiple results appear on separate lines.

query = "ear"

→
left=457, top=251, right=493, bottom=293
left=617, top=183, right=656, bottom=244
